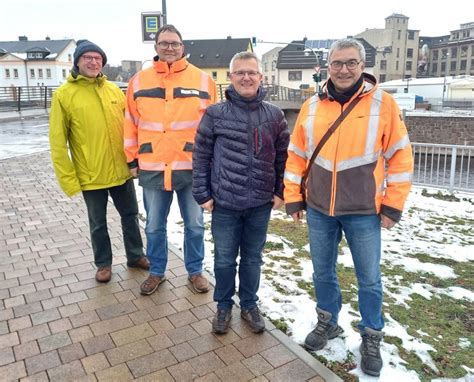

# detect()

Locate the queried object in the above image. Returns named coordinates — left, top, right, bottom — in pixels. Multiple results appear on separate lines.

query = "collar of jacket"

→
left=319, top=72, right=378, bottom=102
left=153, top=56, right=188, bottom=74
left=225, top=84, right=267, bottom=110
left=67, top=70, right=106, bottom=86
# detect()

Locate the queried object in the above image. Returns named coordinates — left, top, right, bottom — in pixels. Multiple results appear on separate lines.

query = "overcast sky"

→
left=1, top=0, right=472, bottom=65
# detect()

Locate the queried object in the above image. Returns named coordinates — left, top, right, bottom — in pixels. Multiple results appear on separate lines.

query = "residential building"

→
left=261, top=47, right=281, bottom=85
left=183, top=37, right=253, bottom=84
left=419, top=22, right=474, bottom=78
left=272, top=38, right=374, bottom=90
left=0, top=36, right=76, bottom=87
left=356, top=13, right=420, bottom=82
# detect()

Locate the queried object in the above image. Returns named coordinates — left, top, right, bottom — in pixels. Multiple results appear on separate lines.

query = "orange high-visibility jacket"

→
left=124, top=57, right=216, bottom=191
left=284, top=73, right=413, bottom=222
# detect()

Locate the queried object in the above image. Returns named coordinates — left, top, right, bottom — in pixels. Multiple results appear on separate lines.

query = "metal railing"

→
left=0, top=86, right=58, bottom=112
left=412, top=143, right=473, bottom=192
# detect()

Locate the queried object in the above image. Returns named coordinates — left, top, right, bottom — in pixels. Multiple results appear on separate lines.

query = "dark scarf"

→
left=327, top=75, right=363, bottom=105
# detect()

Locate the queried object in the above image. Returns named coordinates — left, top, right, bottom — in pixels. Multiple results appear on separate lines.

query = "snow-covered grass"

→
left=149, top=185, right=473, bottom=382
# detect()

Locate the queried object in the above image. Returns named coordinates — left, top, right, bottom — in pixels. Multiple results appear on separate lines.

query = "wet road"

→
left=0, top=116, right=50, bottom=160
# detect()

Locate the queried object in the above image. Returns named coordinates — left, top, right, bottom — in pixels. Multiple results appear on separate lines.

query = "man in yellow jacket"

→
left=284, top=38, right=414, bottom=377
left=124, top=25, right=217, bottom=296
left=49, top=40, right=149, bottom=283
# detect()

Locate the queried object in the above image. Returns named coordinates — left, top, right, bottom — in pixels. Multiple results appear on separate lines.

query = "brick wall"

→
left=405, top=115, right=474, bottom=145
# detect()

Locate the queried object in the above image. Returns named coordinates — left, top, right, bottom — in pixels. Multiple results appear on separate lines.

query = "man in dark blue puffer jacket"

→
left=193, top=51, right=290, bottom=334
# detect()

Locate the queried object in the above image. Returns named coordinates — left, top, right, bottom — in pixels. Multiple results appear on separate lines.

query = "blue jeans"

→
left=82, top=179, right=144, bottom=267
left=211, top=203, right=272, bottom=310
left=306, top=208, right=384, bottom=332
left=142, top=184, right=204, bottom=277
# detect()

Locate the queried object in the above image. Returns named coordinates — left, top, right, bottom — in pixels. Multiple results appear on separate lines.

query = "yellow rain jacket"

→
left=49, top=73, right=131, bottom=197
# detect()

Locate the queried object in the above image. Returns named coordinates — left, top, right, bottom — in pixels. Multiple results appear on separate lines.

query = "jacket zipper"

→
left=329, top=106, right=344, bottom=216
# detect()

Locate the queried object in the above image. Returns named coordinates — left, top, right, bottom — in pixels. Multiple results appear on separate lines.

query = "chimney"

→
left=19, top=36, right=28, bottom=41
left=45, top=36, right=51, bottom=40
left=227, top=36, right=232, bottom=39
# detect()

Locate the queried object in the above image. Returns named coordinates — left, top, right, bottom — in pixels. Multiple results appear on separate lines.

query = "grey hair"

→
left=328, top=38, right=366, bottom=62
left=229, top=51, right=262, bottom=73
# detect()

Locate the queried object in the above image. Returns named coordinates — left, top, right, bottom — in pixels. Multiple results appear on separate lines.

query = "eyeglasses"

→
left=82, top=54, right=103, bottom=64
left=329, top=60, right=361, bottom=70
left=231, top=70, right=261, bottom=79
left=156, top=41, right=183, bottom=50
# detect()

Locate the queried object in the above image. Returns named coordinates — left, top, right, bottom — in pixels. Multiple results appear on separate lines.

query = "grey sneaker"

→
left=212, top=309, right=232, bottom=334
left=241, top=307, right=265, bottom=333
left=304, top=307, right=343, bottom=351
left=360, top=327, right=384, bottom=377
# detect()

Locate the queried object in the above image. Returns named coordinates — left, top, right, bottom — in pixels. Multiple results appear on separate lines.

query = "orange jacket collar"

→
left=153, top=56, right=188, bottom=74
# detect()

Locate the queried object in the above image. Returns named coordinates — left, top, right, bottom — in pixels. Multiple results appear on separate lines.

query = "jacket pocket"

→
left=183, top=142, right=194, bottom=152
left=138, top=142, right=153, bottom=154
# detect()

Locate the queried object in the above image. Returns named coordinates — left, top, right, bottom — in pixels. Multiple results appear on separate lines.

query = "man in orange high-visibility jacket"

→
left=284, top=38, right=413, bottom=377
left=124, top=25, right=216, bottom=296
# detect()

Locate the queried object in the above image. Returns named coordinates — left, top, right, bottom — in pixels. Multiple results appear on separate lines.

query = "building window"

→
left=320, top=70, right=328, bottom=81
left=211, top=71, right=217, bottom=81
left=288, top=71, right=302, bottom=81
left=450, top=61, right=457, bottom=71
left=13, top=69, right=19, bottom=78
left=30, top=69, right=35, bottom=78
left=271, top=75, right=275, bottom=84
left=5, top=69, right=11, bottom=78
left=62, top=69, right=67, bottom=79
left=407, top=48, right=413, bottom=58
left=264, top=62, right=268, bottom=71
left=441, top=62, right=446, bottom=72
left=441, top=49, right=448, bottom=59
left=380, top=60, right=387, bottom=70
left=68, top=54, right=72, bottom=62
left=271, top=60, right=276, bottom=70
left=460, top=60, right=467, bottom=71
left=396, top=61, right=399, bottom=70
left=406, top=61, right=412, bottom=71
left=432, top=50, right=439, bottom=60
left=46, top=69, right=51, bottom=79
left=432, top=62, right=438, bottom=73
left=451, top=47, right=458, bottom=57
left=38, top=69, right=43, bottom=78
left=408, top=31, right=415, bottom=40
left=397, top=30, right=401, bottom=40
left=397, top=48, right=400, bottom=58
left=379, top=74, right=386, bottom=83
left=226, top=71, right=230, bottom=80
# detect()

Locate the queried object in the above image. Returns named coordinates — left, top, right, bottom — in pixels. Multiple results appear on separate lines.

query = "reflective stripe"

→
left=315, top=156, right=333, bottom=172
left=387, top=172, right=413, bottom=183
left=337, top=150, right=381, bottom=172
left=172, top=161, right=192, bottom=170
left=200, top=72, right=209, bottom=110
left=134, top=87, right=166, bottom=100
left=138, top=121, right=164, bottom=131
left=365, top=89, right=383, bottom=155
left=139, top=161, right=166, bottom=171
left=288, top=142, right=306, bottom=159
left=284, top=170, right=302, bottom=184
left=304, top=96, right=318, bottom=155
left=124, top=138, right=137, bottom=147
left=384, top=135, right=411, bottom=160
left=125, top=111, right=139, bottom=126
left=377, top=181, right=385, bottom=194
left=170, top=120, right=199, bottom=130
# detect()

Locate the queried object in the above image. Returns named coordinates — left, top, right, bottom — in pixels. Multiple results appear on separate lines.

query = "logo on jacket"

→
left=179, top=89, right=200, bottom=96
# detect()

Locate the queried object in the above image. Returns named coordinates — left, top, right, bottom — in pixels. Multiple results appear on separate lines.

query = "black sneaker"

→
left=240, top=306, right=265, bottom=333
left=304, top=307, right=343, bottom=351
left=360, top=327, right=384, bottom=377
left=212, top=309, right=232, bottom=334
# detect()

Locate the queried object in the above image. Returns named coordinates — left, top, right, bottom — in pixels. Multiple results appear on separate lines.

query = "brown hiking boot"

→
left=140, top=275, right=165, bottom=295
left=95, top=266, right=112, bottom=283
left=127, top=256, right=150, bottom=270
left=188, top=274, right=209, bottom=293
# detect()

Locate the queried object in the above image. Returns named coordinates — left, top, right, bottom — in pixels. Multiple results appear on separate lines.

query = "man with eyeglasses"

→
left=124, top=25, right=216, bottom=296
left=193, top=51, right=289, bottom=334
left=50, top=39, right=149, bottom=283
left=284, top=38, right=413, bottom=377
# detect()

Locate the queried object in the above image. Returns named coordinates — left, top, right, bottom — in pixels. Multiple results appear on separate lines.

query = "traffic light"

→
left=251, top=37, right=257, bottom=47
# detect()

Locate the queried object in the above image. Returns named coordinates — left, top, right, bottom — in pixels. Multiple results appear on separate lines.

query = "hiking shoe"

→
left=360, top=327, right=384, bottom=377
left=140, top=275, right=165, bottom=295
left=212, top=309, right=232, bottom=334
left=95, top=266, right=112, bottom=283
left=188, top=274, right=209, bottom=293
left=304, top=307, right=343, bottom=351
left=241, top=306, right=265, bottom=333
left=127, top=256, right=150, bottom=270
